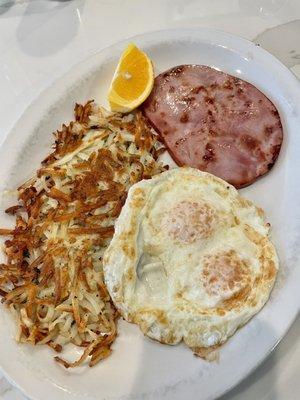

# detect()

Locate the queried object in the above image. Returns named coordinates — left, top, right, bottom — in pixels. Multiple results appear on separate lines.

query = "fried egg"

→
left=103, top=167, right=278, bottom=354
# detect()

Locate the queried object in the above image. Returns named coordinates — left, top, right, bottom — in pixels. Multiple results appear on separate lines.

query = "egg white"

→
left=103, top=168, right=278, bottom=353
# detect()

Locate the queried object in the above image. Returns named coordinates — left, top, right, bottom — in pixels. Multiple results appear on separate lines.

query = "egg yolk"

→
left=202, top=250, right=250, bottom=297
left=163, top=200, right=217, bottom=244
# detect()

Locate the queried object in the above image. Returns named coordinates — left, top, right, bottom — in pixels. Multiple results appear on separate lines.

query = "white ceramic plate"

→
left=0, top=28, right=300, bottom=400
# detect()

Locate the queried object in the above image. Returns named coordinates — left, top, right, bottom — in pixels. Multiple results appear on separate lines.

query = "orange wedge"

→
left=108, top=43, right=154, bottom=113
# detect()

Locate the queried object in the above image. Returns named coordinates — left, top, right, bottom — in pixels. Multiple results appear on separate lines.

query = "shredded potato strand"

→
left=0, top=101, right=166, bottom=367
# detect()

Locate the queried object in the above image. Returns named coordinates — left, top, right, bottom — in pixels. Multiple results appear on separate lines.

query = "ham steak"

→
left=142, top=65, right=283, bottom=188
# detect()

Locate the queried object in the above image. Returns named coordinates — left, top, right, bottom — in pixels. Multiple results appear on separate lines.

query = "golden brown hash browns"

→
left=0, top=101, right=166, bottom=368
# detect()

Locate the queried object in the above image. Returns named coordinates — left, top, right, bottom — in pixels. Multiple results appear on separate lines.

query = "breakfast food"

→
left=103, top=168, right=278, bottom=356
left=0, top=43, right=282, bottom=370
left=142, top=65, right=283, bottom=188
left=0, top=101, right=165, bottom=368
left=108, top=43, right=154, bottom=112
